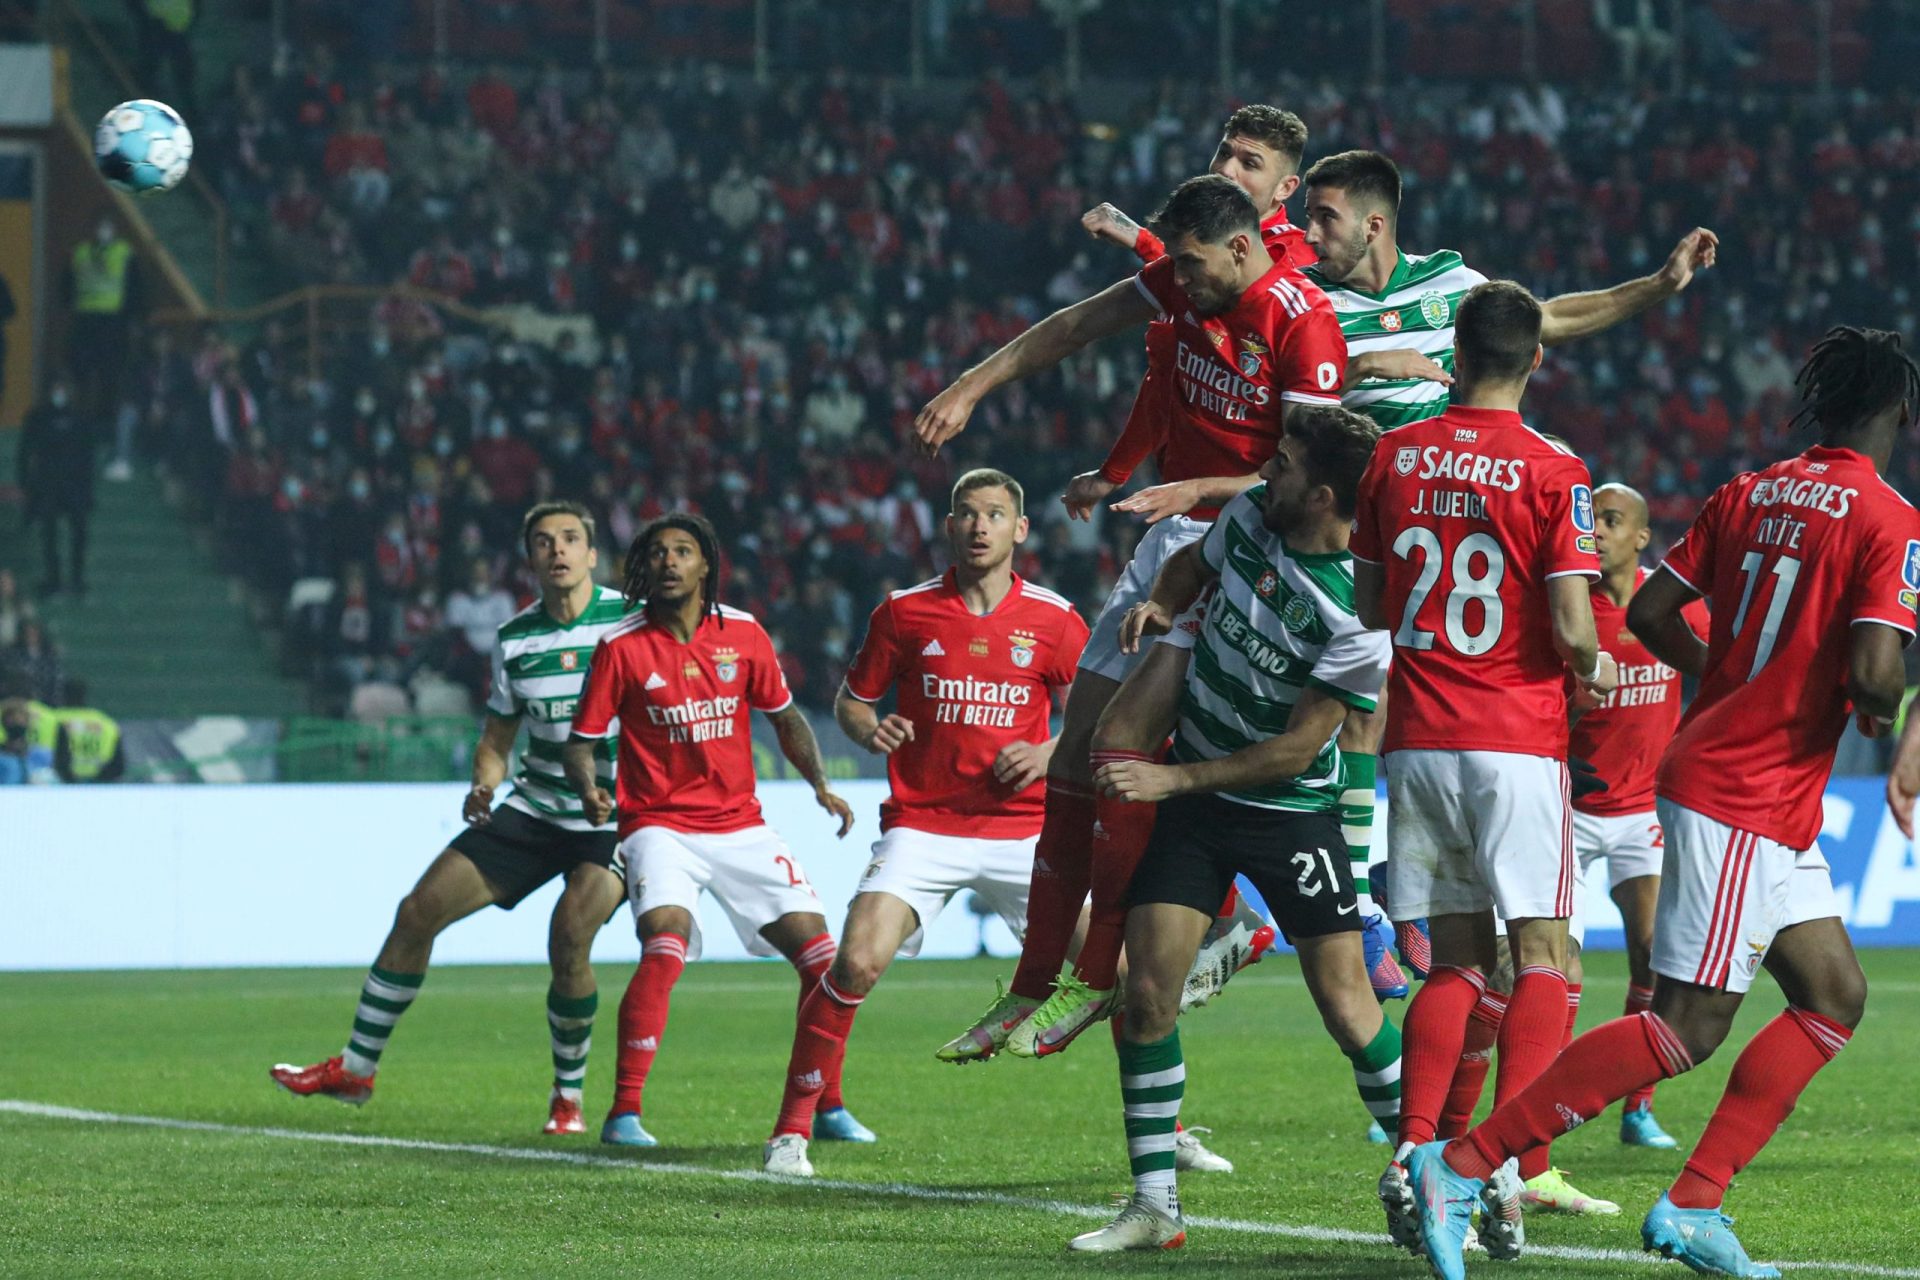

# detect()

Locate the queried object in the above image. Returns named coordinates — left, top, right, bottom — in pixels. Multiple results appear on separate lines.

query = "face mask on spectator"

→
left=349, top=477, right=371, bottom=501
left=371, top=335, right=391, bottom=357
left=494, top=226, right=514, bottom=249
left=356, top=392, right=376, bottom=415
left=373, top=426, right=395, bottom=451
left=698, top=280, right=717, bottom=302
left=620, top=236, right=640, bottom=261
left=282, top=477, right=302, bottom=501
left=310, top=427, right=330, bottom=450
left=50, top=388, right=68, bottom=409
left=487, top=416, right=508, bottom=439
left=434, top=434, right=455, bottom=457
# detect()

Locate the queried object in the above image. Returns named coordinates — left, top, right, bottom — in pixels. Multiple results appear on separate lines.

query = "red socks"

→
left=790, top=933, right=844, bottom=1111
left=1494, top=966, right=1570, bottom=1110
left=1439, top=989, right=1506, bottom=1139
left=1010, top=783, right=1096, bottom=1002
left=1074, top=752, right=1160, bottom=991
left=1668, top=1007, right=1851, bottom=1208
left=1399, top=965, right=1488, bottom=1148
left=772, top=974, right=865, bottom=1138
left=1517, top=978, right=1582, bottom=1180
left=1449, top=1011, right=1693, bottom=1180
left=1622, top=983, right=1658, bottom=1112
left=610, top=933, right=687, bottom=1116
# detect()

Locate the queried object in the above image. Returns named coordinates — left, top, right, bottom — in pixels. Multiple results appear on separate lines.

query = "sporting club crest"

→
left=1395, top=445, right=1420, bottom=476
left=1280, top=593, right=1316, bottom=634
left=711, top=647, right=740, bottom=682
left=1009, top=630, right=1038, bottom=668
left=1419, top=290, right=1451, bottom=328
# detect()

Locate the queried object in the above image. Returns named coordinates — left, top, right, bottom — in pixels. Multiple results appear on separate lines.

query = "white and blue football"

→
left=93, top=99, right=193, bottom=195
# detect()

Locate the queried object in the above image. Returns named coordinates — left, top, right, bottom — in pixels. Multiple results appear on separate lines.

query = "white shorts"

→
left=620, top=824, right=822, bottom=961
left=1078, top=515, right=1210, bottom=682
left=856, top=826, right=1036, bottom=957
left=1384, top=749, right=1575, bottom=923
left=1650, top=798, right=1841, bottom=995
left=1574, top=809, right=1666, bottom=889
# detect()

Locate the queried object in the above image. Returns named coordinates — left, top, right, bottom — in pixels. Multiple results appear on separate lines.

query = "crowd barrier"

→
left=4, top=778, right=1917, bottom=970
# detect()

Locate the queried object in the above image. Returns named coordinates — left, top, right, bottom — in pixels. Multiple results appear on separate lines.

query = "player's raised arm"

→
left=1624, top=566, right=1711, bottom=679
left=1082, top=201, right=1158, bottom=260
left=768, top=703, right=854, bottom=837
left=914, top=277, right=1157, bottom=455
left=1537, top=227, right=1718, bottom=345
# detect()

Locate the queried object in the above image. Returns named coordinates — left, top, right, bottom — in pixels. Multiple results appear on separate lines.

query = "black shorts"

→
left=449, top=803, right=623, bottom=910
left=1126, top=792, right=1360, bottom=941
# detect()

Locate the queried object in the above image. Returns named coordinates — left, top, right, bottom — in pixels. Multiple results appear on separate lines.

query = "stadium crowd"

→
left=117, top=44, right=1920, bottom=714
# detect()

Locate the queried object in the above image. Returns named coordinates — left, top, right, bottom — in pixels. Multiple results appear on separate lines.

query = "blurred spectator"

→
left=17, top=377, right=99, bottom=597
left=443, top=557, right=517, bottom=693
left=67, top=217, right=136, bottom=419
left=4, top=619, right=66, bottom=705
left=0, top=697, right=31, bottom=785
left=0, top=568, right=35, bottom=648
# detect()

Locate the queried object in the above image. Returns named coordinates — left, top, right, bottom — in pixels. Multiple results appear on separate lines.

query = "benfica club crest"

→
left=711, top=647, right=740, bottom=682
left=1009, top=630, right=1038, bottom=668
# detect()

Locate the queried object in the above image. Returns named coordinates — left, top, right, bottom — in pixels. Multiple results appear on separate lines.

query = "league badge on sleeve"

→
left=1900, top=539, right=1920, bottom=613
left=1572, top=483, right=1598, bottom=554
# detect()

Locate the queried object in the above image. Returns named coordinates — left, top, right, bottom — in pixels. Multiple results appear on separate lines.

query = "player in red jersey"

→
left=562, top=514, right=863, bottom=1157
left=1350, top=281, right=1617, bottom=1261
left=1564, top=483, right=1709, bottom=1157
left=1406, top=328, right=1920, bottom=1280
left=766, top=468, right=1088, bottom=1173
left=914, top=175, right=1346, bottom=1065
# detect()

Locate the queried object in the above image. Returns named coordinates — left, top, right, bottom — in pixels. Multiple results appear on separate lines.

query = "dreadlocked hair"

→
left=1789, top=326, right=1920, bottom=440
left=623, top=512, right=724, bottom=625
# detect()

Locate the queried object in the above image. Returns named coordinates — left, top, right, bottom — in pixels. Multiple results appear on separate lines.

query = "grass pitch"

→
left=5, top=951, right=1918, bottom=1277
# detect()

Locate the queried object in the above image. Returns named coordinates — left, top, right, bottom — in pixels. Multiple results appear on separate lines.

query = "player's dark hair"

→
left=1302, top=149, right=1402, bottom=222
left=625, top=512, right=724, bottom=624
left=520, top=500, right=596, bottom=555
left=1149, top=173, right=1260, bottom=248
left=1287, top=405, right=1381, bottom=518
left=1221, top=104, right=1309, bottom=171
left=951, top=468, right=1025, bottom=516
left=1789, top=326, right=1920, bottom=441
left=1454, top=281, right=1544, bottom=386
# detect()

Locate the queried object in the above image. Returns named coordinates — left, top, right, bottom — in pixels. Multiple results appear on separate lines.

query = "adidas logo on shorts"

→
left=644, top=672, right=667, bottom=690
left=922, top=639, right=945, bottom=656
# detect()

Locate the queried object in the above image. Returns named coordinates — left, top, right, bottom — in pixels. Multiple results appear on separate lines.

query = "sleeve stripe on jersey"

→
left=1545, top=568, right=1601, bottom=580
left=890, top=577, right=946, bottom=600
left=1268, top=279, right=1310, bottom=317
left=604, top=612, right=651, bottom=640
left=1281, top=391, right=1344, bottom=405
left=761, top=693, right=795, bottom=715
left=1348, top=550, right=1382, bottom=565
left=1520, top=424, right=1579, bottom=457
left=717, top=603, right=760, bottom=622
left=1132, top=273, right=1165, bottom=314
left=843, top=681, right=885, bottom=704
left=1853, top=614, right=1919, bottom=638
left=1021, top=584, right=1074, bottom=611
left=1657, top=559, right=1703, bottom=595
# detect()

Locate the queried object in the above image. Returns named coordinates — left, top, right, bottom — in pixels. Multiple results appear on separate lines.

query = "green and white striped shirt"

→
left=1178, top=488, right=1391, bottom=812
left=1305, top=249, right=1487, bottom=431
left=487, top=585, right=629, bottom=830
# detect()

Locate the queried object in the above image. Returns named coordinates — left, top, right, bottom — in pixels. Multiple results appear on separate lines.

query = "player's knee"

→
left=828, top=949, right=886, bottom=998
left=1810, top=966, right=1867, bottom=1030
left=1124, top=973, right=1181, bottom=1039
left=548, top=915, right=596, bottom=973
left=393, top=891, right=448, bottom=942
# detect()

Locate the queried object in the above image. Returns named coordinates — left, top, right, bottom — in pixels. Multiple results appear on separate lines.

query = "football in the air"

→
left=93, top=98, right=193, bottom=194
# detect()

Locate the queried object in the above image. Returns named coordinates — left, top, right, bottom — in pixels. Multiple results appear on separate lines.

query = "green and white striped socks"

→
left=1118, top=1030, right=1185, bottom=1218
left=1341, top=753, right=1378, bottom=917
left=1349, top=1016, right=1403, bottom=1133
left=341, top=966, right=424, bottom=1078
left=547, top=987, right=597, bottom=1101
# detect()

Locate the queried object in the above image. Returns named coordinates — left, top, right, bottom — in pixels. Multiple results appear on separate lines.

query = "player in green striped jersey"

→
left=1067, top=406, right=1402, bottom=1252
left=272, top=501, right=633, bottom=1138
left=1301, top=148, right=1720, bottom=433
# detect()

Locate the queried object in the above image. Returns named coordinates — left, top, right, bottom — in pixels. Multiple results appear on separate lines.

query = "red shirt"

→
left=1570, top=569, right=1710, bottom=816
left=573, top=605, right=793, bottom=836
left=1128, top=253, right=1346, bottom=517
left=1351, top=406, right=1601, bottom=757
left=845, top=572, right=1087, bottom=838
left=1656, top=445, right=1920, bottom=849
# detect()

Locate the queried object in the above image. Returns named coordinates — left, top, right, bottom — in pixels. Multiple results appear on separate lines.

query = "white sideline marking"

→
left=3, top=1100, right=1914, bottom=1277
